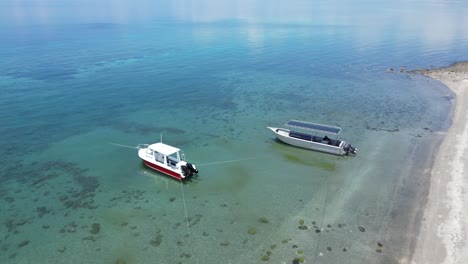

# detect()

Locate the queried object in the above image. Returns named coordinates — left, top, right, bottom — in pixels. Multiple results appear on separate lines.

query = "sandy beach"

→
left=412, top=62, right=468, bottom=264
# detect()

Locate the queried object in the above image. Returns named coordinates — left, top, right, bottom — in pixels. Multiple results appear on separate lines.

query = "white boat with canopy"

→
left=267, top=120, right=357, bottom=156
left=138, top=142, right=198, bottom=180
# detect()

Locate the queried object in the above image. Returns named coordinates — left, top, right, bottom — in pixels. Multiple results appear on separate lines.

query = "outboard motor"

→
left=181, top=165, right=193, bottom=177
left=344, top=143, right=358, bottom=155
left=345, top=144, right=357, bottom=155
left=187, top=163, right=199, bottom=174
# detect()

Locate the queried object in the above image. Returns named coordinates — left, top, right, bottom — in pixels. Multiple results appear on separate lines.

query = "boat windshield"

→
left=286, top=120, right=341, bottom=135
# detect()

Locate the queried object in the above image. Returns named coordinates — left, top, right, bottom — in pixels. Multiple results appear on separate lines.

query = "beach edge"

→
left=411, top=62, right=468, bottom=264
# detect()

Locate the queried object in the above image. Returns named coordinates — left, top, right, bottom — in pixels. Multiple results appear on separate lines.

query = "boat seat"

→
left=289, top=131, right=312, bottom=141
left=312, top=136, right=322, bottom=142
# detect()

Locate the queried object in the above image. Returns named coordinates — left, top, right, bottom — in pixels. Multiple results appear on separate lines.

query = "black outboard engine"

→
left=181, top=163, right=198, bottom=177
left=344, top=143, right=358, bottom=155
left=187, top=163, right=199, bottom=174
left=181, top=165, right=193, bottom=177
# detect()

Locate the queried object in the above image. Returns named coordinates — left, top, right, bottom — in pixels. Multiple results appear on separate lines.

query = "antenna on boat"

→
left=160, top=132, right=163, bottom=143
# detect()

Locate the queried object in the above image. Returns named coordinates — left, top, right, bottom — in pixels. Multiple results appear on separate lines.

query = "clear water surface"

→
left=1, top=1, right=468, bottom=263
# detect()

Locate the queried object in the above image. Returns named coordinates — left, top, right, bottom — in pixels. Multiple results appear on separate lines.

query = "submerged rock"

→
left=293, top=256, right=304, bottom=263
left=358, top=226, right=365, bottom=232
left=150, top=234, right=163, bottom=247
left=150, top=239, right=161, bottom=247
left=57, top=246, right=66, bottom=252
left=18, top=240, right=30, bottom=247
left=82, top=235, right=95, bottom=241
left=90, top=223, right=100, bottom=234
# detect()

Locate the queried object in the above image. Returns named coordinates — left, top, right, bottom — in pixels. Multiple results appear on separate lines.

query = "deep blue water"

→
left=1, top=1, right=468, bottom=263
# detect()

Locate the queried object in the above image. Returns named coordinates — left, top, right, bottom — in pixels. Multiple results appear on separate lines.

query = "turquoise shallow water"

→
left=1, top=1, right=468, bottom=263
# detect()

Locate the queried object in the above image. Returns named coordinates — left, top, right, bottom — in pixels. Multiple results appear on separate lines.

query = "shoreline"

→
left=412, top=62, right=468, bottom=264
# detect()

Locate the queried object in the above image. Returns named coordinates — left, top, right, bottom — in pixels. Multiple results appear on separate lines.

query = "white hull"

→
left=138, top=148, right=185, bottom=179
left=268, top=127, right=348, bottom=156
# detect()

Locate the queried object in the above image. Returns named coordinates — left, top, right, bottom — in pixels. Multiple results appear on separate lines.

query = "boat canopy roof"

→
left=286, top=120, right=341, bottom=135
left=148, top=142, right=180, bottom=155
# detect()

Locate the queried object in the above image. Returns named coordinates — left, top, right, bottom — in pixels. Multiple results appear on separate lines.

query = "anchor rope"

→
left=107, top=141, right=259, bottom=167
left=179, top=179, right=191, bottom=236
left=313, top=175, right=330, bottom=259
left=107, top=142, right=141, bottom=149
left=179, top=179, right=198, bottom=263
left=196, top=157, right=258, bottom=166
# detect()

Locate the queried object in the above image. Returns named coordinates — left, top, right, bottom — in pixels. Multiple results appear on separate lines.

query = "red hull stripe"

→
left=143, top=160, right=183, bottom=180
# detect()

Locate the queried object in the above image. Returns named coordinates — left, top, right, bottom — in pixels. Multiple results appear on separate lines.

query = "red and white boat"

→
left=138, top=142, right=198, bottom=180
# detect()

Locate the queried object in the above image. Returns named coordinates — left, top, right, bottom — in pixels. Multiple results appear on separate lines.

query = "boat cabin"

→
left=144, top=142, right=183, bottom=168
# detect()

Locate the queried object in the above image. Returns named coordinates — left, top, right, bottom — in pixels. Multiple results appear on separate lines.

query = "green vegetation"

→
left=294, top=257, right=305, bottom=263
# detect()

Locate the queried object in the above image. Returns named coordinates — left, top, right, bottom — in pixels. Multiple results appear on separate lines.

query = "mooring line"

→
left=179, top=180, right=191, bottom=236
left=107, top=142, right=141, bottom=150
left=314, top=175, right=330, bottom=259
left=196, top=157, right=258, bottom=166
left=179, top=179, right=198, bottom=263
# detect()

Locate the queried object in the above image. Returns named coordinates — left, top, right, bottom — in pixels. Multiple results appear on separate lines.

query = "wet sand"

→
left=412, top=62, right=468, bottom=264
